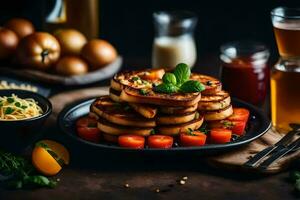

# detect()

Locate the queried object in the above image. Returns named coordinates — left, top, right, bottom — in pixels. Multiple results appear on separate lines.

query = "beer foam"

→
left=273, top=20, right=300, bottom=30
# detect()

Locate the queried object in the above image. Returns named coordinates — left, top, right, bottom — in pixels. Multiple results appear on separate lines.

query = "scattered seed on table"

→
left=179, top=180, right=186, bottom=185
left=57, top=178, right=60, bottom=182
left=182, top=176, right=188, bottom=180
left=155, top=188, right=160, bottom=193
left=124, top=183, right=130, bottom=188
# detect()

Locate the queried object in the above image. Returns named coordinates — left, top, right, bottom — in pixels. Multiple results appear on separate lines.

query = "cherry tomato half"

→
left=230, top=120, right=247, bottom=135
left=227, top=108, right=250, bottom=122
left=118, top=135, right=145, bottom=149
left=180, top=131, right=207, bottom=147
left=210, top=128, right=232, bottom=144
left=148, top=135, right=173, bottom=149
left=76, top=117, right=100, bottom=143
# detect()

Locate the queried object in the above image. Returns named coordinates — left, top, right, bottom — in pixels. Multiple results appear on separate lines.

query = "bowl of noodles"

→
left=0, top=89, right=52, bottom=152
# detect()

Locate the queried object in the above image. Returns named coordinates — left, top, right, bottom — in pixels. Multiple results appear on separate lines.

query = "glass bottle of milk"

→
left=152, top=11, right=198, bottom=69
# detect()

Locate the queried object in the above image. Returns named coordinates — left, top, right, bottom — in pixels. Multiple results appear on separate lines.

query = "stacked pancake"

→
left=191, top=74, right=233, bottom=122
left=90, top=68, right=233, bottom=142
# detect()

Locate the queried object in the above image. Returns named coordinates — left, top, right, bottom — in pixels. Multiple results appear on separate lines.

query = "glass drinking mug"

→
left=271, top=7, right=300, bottom=132
left=152, top=11, right=198, bottom=69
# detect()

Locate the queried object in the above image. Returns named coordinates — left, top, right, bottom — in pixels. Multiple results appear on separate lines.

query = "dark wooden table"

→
left=0, top=55, right=297, bottom=200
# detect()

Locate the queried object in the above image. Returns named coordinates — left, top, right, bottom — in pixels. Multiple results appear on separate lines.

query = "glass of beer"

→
left=271, top=7, right=300, bottom=132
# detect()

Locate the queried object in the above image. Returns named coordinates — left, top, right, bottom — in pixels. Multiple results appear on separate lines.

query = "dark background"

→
left=0, top=0, right=299, bottom=63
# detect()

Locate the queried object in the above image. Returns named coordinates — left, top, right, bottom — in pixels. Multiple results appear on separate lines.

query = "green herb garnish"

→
left=150, top=129, right=156, bottom=135
left=187, top=128, right=193, bottom=134
left=179, top=80, right=205, bottom=93
left=5, top=107, right=14, bottom=114
left=289, top=171, right=300, bottom=193
left=7, top=97, right=14, bottom=103
left=15, top=102, right=21, bottom=107
left=154, top=83, right=178, bottom=94
left=0, top=149, right=57, bottom=189
left=154, top=63, right=205, bottom=94
left=173, top=63, right=191, bottom=86
left=162, top=73, right=177, bottom=85
left=199, top=123, right=209, bottom=135
left=132, top=76, right=140, bottom=81
left=139, top=89, right=148, bottom=95
left=124, top=105, right=131, bottom=111
left=21, top=106, right=28, bottom=109
left=222, top=120, right=234, bottom=128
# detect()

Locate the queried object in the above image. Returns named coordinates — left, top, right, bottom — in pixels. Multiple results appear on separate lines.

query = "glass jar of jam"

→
left=220, top=41, right=270, bottom=105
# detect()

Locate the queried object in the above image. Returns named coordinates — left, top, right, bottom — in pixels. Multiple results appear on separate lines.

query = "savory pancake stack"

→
left=191, top=74, right=233, bottom=121
left=90, top=67, right=233, bottom=142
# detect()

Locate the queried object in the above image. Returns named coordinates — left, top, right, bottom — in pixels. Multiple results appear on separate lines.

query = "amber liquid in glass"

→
left=273, top=23, right=300, bottom=58
left=271, top=66, right=300, bottom=132
left=272, top=22, right=300, bottom=132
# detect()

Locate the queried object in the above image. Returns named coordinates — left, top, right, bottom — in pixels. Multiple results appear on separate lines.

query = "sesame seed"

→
left=179, top=180, right=186, bottom=185
left=124, top=183, right=130, bottom=188
left=182, top=176, right=188, bottom=180
left=155, top=188, right=160, bottom=193
left=56, top=178, right=60, bottom=182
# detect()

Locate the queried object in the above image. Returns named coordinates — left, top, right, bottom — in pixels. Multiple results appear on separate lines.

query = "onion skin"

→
left=0, top=27, right=19, bottom=59
left=16, top=32, right=61, bottom=70
left=54, top=29, right=87, bottom=56
left=81, top=39, right=117, bottom=70
left=56, top=56, right=88, bottom=76
left=4, top=18, right=35, bottom=39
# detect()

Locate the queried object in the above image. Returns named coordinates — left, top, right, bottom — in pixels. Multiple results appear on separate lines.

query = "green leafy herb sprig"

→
left=290, top=171, right=300, bottom=193
left=154, top=63, right=205, bottom=94
left=0, top=149, right=57, bottom=189
left=199, top=123, right=209, bottom=135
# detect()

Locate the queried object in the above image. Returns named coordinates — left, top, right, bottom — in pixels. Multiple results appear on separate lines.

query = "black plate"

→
left=58, top=98, right=271, bottom=155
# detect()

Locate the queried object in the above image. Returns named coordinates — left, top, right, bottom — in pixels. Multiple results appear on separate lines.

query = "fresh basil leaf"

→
left=173, top=63, right=191, bottom=86
left=23, top=175, right=57, bottom=188
left=162, top=73, right=177, bottom=85
left=154, top=83, right=178, bottom=94
left=179, top=80, right=205, bottom=93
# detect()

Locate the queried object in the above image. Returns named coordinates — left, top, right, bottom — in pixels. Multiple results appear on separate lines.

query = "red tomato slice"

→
left=118, top=135, right=145, bottom=149
left=148, top=135, right=173, bottom=149
left=76, top=116, right=98, bottom=128
left=76, top=117, right=100, bottom=143
left=77, top=127, right=100, bottom=143
left=210, top=128, right=232, bottom=144
left=227, top=108, right=250, bottom=122
left=180, top=131, right=207, bottom=147
left=231, top=120, right=247, bottom=135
